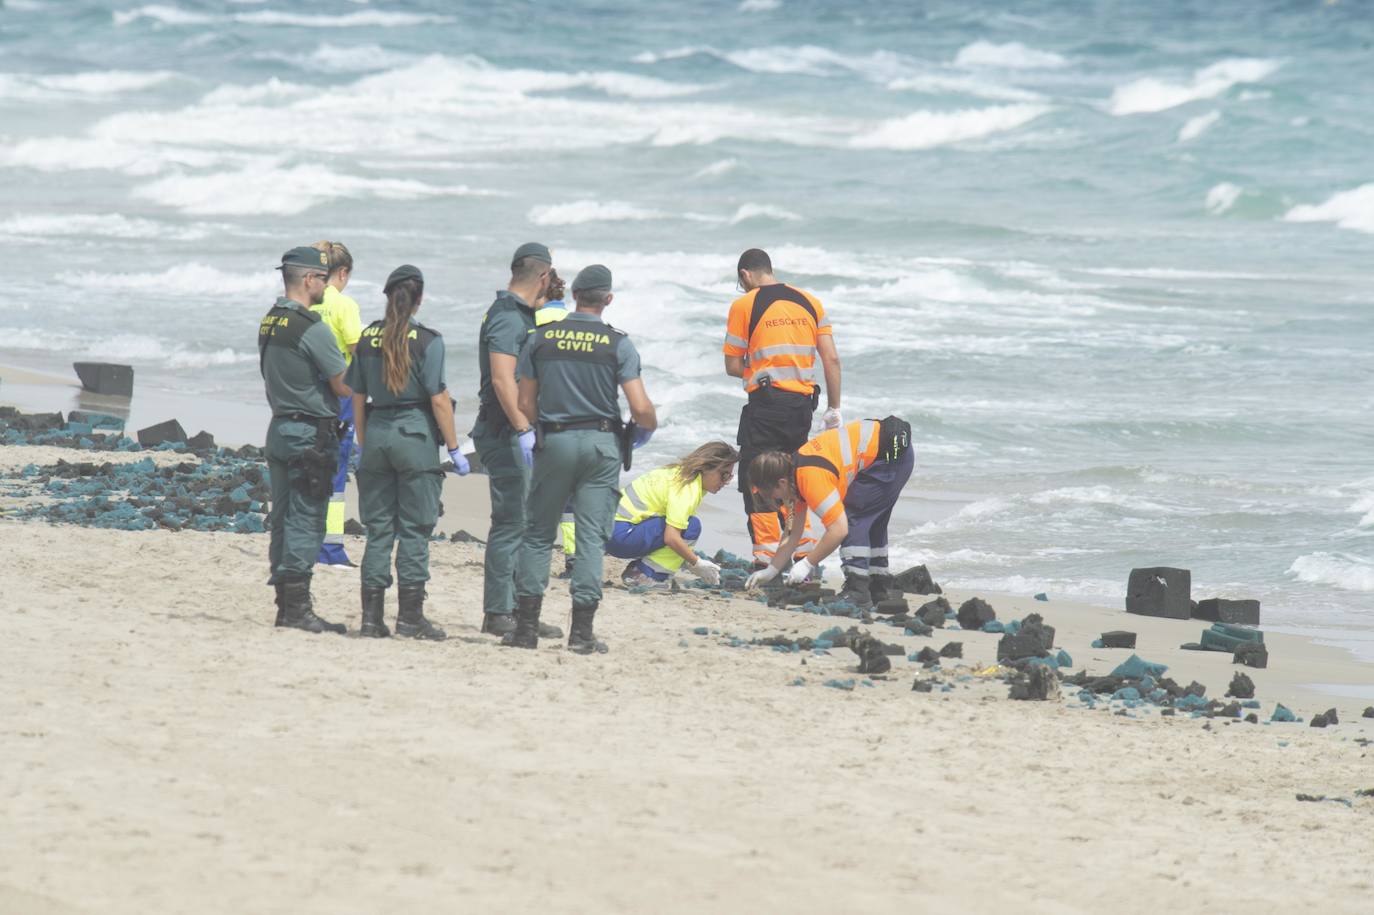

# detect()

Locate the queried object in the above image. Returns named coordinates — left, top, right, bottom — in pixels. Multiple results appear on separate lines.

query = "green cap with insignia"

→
left=571, top=264, right=612, bottom=293
left=276, top=245, right=330, bottom=273
left=510, top=242, right=552, bottom=268
left=384, top=263, right=424, bottom=292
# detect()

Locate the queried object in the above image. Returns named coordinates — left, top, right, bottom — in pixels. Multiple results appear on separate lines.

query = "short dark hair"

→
left=573, top=288, right=611, bottom=309
left=281, top=264, right=317, bottom=287
left=511, top=255, right=548, bottom=283
left=737, top=248, right=772, bottom=274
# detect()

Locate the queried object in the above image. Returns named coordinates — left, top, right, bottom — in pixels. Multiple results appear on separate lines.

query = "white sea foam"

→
left=113, top=5, right=213, bottom=26
left=0, top=212, right=210, bottom=241
left=634, top=44, right=911, bottom=83
left=66, top=264, right=273, bottom=297
left=0, top=136, right=244, bottom=176
left=953, top=41, right=1067, bottom=70
left=199, top=77, right=310, bottom=105
left=1289, top=552, right=1374, bottom=593
left=885, top=74, right=1042, bottom=103
left=132, top=164, right=487, bottom=216
left=1283, top=184, right=1374, bottom=234
left=114, top=5, right=449, bottom=27
left=738, top=0, right=781, bottom=10
left=1109, top=58, right=1280, bottom=115
left=1178, top=110, right=1220, bottom=142
left=691, top=158, right=738, bottom=179
left=1205, top=182, right=1243, bottom=215
left=528, top=201, right=668, bottom=226
left=849, top=104, right=1050, bottom=150
left=0, top=69, right=175, bottom=102
left=729, top=203, right=800, bottom=223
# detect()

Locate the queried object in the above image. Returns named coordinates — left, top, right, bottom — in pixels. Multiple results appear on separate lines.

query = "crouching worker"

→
left=349, top=265, right=466, bottom=641
left=744, top=417, right=913, bottom=608
left=613, top=442, right=739, bottom=588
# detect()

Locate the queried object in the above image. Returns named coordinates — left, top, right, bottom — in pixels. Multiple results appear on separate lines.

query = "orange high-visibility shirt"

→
left=791, top=419, right=882, bottom=526
left=723, top=283, right=831, bottom=396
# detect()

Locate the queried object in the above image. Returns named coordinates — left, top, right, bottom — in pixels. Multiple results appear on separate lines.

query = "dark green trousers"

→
left=357, top=409, right=442, bottom=588
left=515, top=429, right=621, bottom=608
left=266, top=417, right=329, bottom=583
left=472, top=414, right=529, bottom=616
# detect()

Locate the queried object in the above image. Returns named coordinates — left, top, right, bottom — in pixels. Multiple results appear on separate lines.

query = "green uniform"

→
left=471, top=290, right=538, bottom=617
left=258, top=296, right=347, bottom=583
left=514, top=312, right=642, bottom=609
left=348, top=318, right=448, bottom=588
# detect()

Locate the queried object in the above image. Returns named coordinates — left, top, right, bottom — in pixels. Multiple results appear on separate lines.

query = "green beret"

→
left=571, top=264, right=612, bottom=293
left=276, top=245, right=330, bottom=272
left=511, top=242, right=552, bottom=268
left=384, top=264, right=424, bottom=292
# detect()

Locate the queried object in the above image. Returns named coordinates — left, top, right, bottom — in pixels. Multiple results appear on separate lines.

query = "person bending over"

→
left=614, top=441, right=739, bottom=589
left=744, top=417, right=913, bottom=609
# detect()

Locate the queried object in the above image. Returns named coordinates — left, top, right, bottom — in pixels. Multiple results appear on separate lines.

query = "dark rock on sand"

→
left=892, top=564, right=942, bottom=595
left=1364, top=707, right=1374, bottom=719
left=1126, top=567, right=1192, bottom=619
left=1184, top=680, right=1207, bottom=698
left=902, top=619, right=933, bottom=637
left=1192, top=597, right=1261, bottom=626
left=1225, top=672, right=1255, bottom=699
left=137, top=419, right=187, bottom=448
left=939, top=641, right=963, bottom=659
left=997, top=632, right=1048, bottom=663
left=449, top=529, right=485, bottom=544
left=1100, top=630, right=1137, bottom=649
left=955, top=597, right=996, bottom=631
left=344, top=519, right=365, bottom=536
left=1020, top=612, right=1055, bottom=650
left=911, top=678, right=935, bottom=693
left=873, top=598, right=910, bottom=615
left=1323, top=707, right=1339, bottom=726
left=914, top=646, right=941, bottom=667
left=1217, top=701, right=1242, bottom=718
left=1233, top=642, right=1268, bottom=669
left=1310, top=713, right=1329, bottom=728
left=74, top=361, right=134, bottom=397
left=186, top=430, right=216, bottom=452
left=1008, top=665, right=1059, bottom=701
left=916, top=597, right=950, bottom=628
left=850, top=635, right=892, bottom=675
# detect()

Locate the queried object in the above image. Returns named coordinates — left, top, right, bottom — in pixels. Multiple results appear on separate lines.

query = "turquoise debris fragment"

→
left=1110, top=654, right=1168, bottom=679
left=1271, top=703, right=1296, bottom=722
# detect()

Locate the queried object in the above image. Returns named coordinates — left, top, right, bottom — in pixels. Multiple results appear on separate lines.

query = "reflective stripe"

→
left=324, top=497, right=345, bottom=545
left=622, top=484, right=649, bottom=515
left=839, top=545, right=871, bottom=558
left=840, top=563, right=870, bottom=576
left=724, top=333, right=749, bottom=349
left=751, top=343, right=816, bottom=360
left=838, top=426, right=853, bottom=472
left=816, top=490, right=840, bottom=519
left=870, top=546, right=889, bottom=557
left=642, top=555, right=675, bottom=574
left=752, top=364, right=815, bottom=384
left=856, top=420, right=875, bottom=468
left=817, top=316, right=831, bottom=328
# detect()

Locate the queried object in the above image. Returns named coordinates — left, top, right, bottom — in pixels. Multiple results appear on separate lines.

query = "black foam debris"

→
left=955, top=597, right=996, bottom=631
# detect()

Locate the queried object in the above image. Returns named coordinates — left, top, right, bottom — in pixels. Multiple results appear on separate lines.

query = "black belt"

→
left=274, top=412, right=334, bottom=423
left=541, top=418, right=621, bottom=434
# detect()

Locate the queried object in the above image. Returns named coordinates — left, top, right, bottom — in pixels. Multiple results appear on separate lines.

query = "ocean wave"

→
left=1178, top=110, right=1220, bottom=143
left=738, top=0, right=781, bottom=9
left=634, top=43, right=911, bottom=83
left=0, top=69, right=175, bottom=103
left=528, top=200, right=668, bottom=226
left=1108, top=58, right=1280, bottom=115
left=885, top=74, right=1042, bottom=103
left=114, top=5, right=451, bottom=27
left=729, top=203, right=800, bottom=223
left=1205, top=182, right=1242, bottom=215
left=691, top=158, right=738, bottom=179
left=78, top=333, right=258, bottom=368
left=131, top=164, right=489, bottom=216
left=953, top=41, right=1067, bottom=70
left=849, top=104, right=1050, bottom=150
left=0, top=212, right=211, bottom=241
left=66, top=263, right=273, bottom=296
left=0, top=136, right=247, bottom=176
left=1283, top=184, right=1374, bottom=234
left=1289, top=552, right=1374, bottom=593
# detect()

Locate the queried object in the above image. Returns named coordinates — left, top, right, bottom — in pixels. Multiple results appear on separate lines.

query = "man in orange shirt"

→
left=723, top=248, right=842, bottom=570
left=742, top=417, right=913, bottom=609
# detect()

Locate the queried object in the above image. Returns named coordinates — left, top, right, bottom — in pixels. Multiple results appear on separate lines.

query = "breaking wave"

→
left=1109, top=58, right=1280, bottom=115
left=849, top=104, right=1051, bottom=150
left=1284, top=184, right=1374, bottom=234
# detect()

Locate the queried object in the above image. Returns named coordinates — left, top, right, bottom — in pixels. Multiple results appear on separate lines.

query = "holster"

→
left=877, top=415, right=912, bottom=463
left=619, top=421, right=636, bottom=472
left=290, top=419, right=339, bottom=500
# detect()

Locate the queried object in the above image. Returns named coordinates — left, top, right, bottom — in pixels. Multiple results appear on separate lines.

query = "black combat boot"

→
left=359, top=585, right=390, bottom=638
left=481, top=612, right=516, bottom=636
left=273, top=582, right=286, bottom=626
left=500, top=594, right=542, bottom=649
left=868, top=573, right=894, bottom=604
left=395, top=583, right=446, bottom=641
left=277, top=577, right=344, bottom=634
left=567, top=601, right=608, bottom=655
left=837, top=575, right=874, bottom=610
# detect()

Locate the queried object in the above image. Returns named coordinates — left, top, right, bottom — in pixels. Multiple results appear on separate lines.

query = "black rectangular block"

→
left=1126, top=567, right=1192, bottom=619
left=1192, top=598, right=1260, bottom=626
left=1100, top=630, right=1137, bottom=649
left=137, top=419, right=187, bottom=448
left=73, top=362, right=134, bottom=397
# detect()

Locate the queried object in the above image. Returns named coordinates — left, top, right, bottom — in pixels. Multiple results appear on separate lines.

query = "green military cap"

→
left=511, top=242, right=552, bottom=267
left=571, top=264, right=612, bottom=293
left=276, top=245, right=331, bottom=272
left=384, top=263, right=424, bottom=292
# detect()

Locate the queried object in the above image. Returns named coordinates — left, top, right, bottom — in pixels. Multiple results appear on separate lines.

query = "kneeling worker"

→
left=744, top=417, right=913, bottom=608
left=510, top=264, right=657, bottom=652
left=614, top=442, right=738, bottom=588
left=349, top=265, right=465, bottom=640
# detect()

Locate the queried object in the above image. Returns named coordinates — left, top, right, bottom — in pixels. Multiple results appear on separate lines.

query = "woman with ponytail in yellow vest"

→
left=311, top=240, right=363, bottom=567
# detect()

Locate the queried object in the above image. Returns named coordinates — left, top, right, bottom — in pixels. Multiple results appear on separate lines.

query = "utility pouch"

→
left=810, top=384, right=821, bottom=410
left=290, top=420, right=338, bottom=500
left=876, top=415, right=912, bottom=463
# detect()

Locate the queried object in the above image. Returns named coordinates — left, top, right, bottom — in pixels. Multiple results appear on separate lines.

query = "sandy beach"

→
left=3, top=431, right=1373, bottom=914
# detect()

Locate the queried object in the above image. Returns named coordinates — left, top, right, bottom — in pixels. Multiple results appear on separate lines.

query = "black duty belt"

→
left=274, top=412, right=335, bottom=423
left=541, top=417, right=621, bottom=434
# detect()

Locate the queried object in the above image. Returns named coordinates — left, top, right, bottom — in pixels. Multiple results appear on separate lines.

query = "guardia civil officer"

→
left=508, top=265, right=657, bottom=652
left=259, top=246, right=351, bottom=633
left=471, top=242, right=561, bottom=640
left=349, top=265, right=465, bottom=641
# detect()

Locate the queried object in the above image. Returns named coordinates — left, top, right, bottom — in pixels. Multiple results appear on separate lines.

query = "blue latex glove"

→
left=632, top=425, right=653, bottom=450
left=518, top=428, right=536, bottom=467
left=448, top=447, right=470, bottom=476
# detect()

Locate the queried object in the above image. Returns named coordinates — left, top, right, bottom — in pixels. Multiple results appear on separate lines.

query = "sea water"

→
left=1, top=0, right=1372, bottom=654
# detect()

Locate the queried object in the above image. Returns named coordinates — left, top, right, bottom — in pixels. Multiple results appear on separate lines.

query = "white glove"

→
left=745, top=565, right=779, bottom=589
left=822, top=408, right=842, bottom=430
left=785, top=557, right=813, bottom=585
left=689, top=557, right=721, bottom=586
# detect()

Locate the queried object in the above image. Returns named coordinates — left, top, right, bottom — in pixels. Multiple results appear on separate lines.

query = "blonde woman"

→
left=613, top=441, right=740, bottom=587
left=311, top=240, right=364, bottom=567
